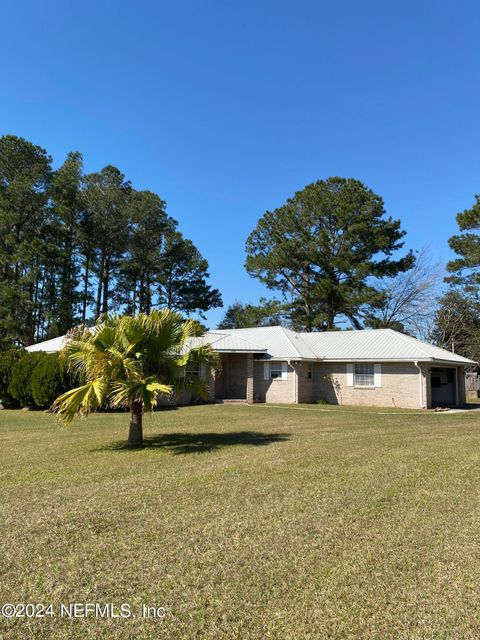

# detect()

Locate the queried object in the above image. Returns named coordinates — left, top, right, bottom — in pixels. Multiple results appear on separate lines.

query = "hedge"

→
left=8, top=352, right=48, bottom=408
left=31, top=353, right=72, bottom=409
left=0, top=349, right=24, bottom=408
left=6, top=351, right=77, bottom=409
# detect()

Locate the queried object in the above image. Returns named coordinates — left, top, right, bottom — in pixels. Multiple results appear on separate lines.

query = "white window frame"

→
left=353, top=363, right=375, bottom=387
left=270, top=362, right=283, bottom=380
left=347, top=363, right=381, bottom=387
left=347, top=362, right=382, bottom=389
left=264, top=361, right=288, bottom=381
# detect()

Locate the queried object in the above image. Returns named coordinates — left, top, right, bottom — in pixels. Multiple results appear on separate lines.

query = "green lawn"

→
left=1, top=404, right=480, bottom=639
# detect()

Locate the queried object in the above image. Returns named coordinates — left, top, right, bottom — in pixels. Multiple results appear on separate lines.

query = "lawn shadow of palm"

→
left=97, top=431, right=290, bottom=454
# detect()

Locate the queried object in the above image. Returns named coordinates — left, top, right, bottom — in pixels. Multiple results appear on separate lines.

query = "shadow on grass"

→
left=96, top=431, right=291, bottom=454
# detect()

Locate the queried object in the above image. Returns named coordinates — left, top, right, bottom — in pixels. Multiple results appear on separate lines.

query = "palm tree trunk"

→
left=128, top=401, right=143, bottom=446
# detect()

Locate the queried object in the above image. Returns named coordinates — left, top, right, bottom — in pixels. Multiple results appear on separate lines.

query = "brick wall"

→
left=310, top=362, right=425, bottom=409
left=295, top=362, right=316, bottom=403
left=163, top=359, right=466, bottom=408
left=253, top=361, right=295, bottom=403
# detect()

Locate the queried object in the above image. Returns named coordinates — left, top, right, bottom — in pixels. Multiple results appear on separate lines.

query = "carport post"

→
left=247, top=354, right=254, bottom=404
left=455, top=367, right=459, bottom=406
left=414, top=361, right=425, bottom=409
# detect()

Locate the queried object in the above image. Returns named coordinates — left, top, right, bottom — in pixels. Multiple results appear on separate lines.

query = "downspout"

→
left=414, top=361, right=425, bottom=409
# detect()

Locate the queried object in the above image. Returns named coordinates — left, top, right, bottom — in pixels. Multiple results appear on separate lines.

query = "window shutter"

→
left=374, top=364, right=382, bottom=387
left=281, top=362, right=288, bottom=380
left=264, top=362, right=270, bottom=380
left=347, top=364, right=354, bottom=386
left=200, top=363, right=206, bottom=378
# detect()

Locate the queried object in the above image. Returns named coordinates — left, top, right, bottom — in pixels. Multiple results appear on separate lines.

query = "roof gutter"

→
left=215, top=349, right=267, bottom=353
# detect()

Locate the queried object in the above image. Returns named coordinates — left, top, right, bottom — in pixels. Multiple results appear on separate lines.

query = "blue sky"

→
left=1, top=0, right=479, bottom=327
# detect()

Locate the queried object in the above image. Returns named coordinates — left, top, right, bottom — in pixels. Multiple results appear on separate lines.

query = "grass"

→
left=1, top=403, right=480, bottom=639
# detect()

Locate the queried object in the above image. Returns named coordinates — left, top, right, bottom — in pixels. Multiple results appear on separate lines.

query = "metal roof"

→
left=25, top=335, right=69, bottom=353
left=25, top=326, right=476, bottom=365
left=300, top=328, right=476, bottom=364
left=206, top=327, right=475, bottom=364
left=210, top=326, right=318, bottom=360
left=189, top=331, right=266, bottom=352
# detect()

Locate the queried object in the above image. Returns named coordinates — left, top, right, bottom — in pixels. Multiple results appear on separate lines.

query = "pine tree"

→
left=218, top=299, right=287, bottom=329
left=0, top=137, right=223, bottom=340
left=246, top=177, right=413, bottom=330
left=446, top=194, right=480, bottom=295
left=0, top=135, right=52, bottom=346
left=50, top=152, right=84, bottom=333
left=116, top=190, right=174, bottom=314
left=82, top=166, right=131, bottom=318
left=158, top=230, right=223, bottom=318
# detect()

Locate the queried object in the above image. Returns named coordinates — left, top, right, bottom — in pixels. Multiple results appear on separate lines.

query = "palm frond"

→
left=54, top=309, right=220, bottom=424
left=173, top=376, right=211, bottom=402
left=110, top=378, right=172, bottom=412
left=183, top=345, right=220, bottom=369
left=52, top=379, right=108, bottom=425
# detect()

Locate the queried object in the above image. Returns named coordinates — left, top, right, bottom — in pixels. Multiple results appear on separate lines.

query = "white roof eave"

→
left=215, top=348, right=267, bottom=353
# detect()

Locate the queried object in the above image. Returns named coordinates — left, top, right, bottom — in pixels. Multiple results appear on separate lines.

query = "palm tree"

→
left=52, top=310, right=219, bottom=446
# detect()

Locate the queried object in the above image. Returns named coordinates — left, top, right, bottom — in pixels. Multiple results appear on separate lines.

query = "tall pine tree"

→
left=116, top=190, right=174, bottom=314
left=0, top=136, right=222, bottom=342
left=446, top=194, right=480, bottom=295
left=82, top=166, right=131, bottom=319
left=246, top=177, right=413, bottom=331
left=0, top=135, right=52, bottom=346
left=158, top=230, right=222, bottom=318
left=50, top=151, right=84, bottom=334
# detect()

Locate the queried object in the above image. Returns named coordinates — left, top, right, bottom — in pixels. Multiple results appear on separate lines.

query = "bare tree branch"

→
left=365, top=247, right=443, bottom=337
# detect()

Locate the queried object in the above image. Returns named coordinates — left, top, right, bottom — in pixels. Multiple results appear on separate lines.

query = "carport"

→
left=430, top=366, right=458, bottom=406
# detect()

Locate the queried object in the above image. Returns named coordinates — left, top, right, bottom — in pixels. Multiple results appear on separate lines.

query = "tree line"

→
left=0, top=135, right=222, bottom=347
left=1, top=134, right=478, bottom=364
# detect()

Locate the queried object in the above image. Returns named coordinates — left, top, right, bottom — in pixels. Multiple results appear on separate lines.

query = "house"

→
left=187, top=326, right=476, bottom=409
left=27, top=326, right=476, bottom=409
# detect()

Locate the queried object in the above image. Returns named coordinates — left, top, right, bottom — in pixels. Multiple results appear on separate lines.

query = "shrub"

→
left=9, top=352, right=48, bottom=408
left=31, top=353, right=73, bottom=409
left=8, top=351, right=79, bottom=409
left=0, top=349, right=24, bottom=408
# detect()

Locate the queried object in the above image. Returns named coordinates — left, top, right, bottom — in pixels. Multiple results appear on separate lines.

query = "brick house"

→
left=189, top=326, right=475, bottom=409
left=27, top=326, right=476, bottom=409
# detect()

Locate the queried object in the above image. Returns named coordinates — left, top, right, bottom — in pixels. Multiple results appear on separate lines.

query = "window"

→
left=264, top=362, right=287, bottom=381
left=354, top=363, right=374, bottom=387
left=186, top=362, right=201, bottom=378
left=307, top=364, right=313, bottom=380
left=270, top=363, right=283, bottom=380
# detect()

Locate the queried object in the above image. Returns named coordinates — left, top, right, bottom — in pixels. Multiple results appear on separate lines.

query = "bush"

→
left=31, top=353, right=73, bottom=409
left=0, top=349, right=24, bottom=408
left=8, top=352, right=48, bottom=408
